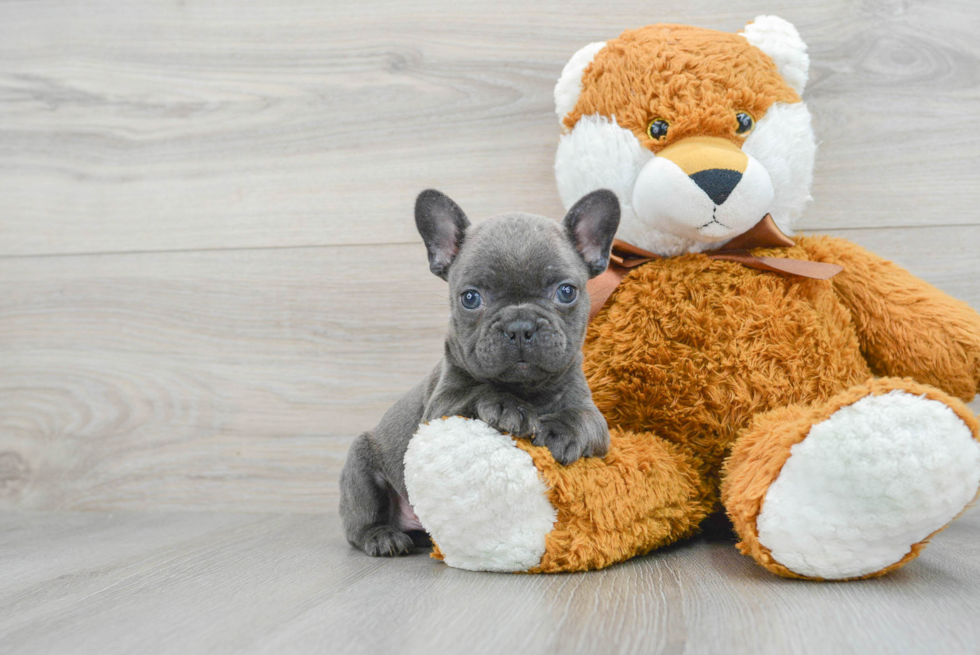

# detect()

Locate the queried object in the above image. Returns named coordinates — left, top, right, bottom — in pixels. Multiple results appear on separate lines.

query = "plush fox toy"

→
left=403, top=16, right=980, bottom=579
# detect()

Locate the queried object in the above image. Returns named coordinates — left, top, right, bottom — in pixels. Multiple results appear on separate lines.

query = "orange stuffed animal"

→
left=403, top=16, right=980, bottom=579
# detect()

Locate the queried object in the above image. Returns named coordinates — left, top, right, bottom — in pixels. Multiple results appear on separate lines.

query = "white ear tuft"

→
left=554, top=41, right=606, bottom=124
left=739, top=16, right=809, bottom=95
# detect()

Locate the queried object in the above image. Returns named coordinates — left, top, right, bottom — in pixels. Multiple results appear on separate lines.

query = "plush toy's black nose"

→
left=690, top=168, right=743, bottom=206
left=505, top=320, right=537, bottom=349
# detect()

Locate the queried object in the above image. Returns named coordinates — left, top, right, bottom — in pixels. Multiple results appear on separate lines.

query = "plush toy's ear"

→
left=739, top=15, right=809, bottom=95
left=415, top=189, right=470, bottom=280
left=561, top=189, right=621, bottom=277
left=554, top=41, right=607, bottom=124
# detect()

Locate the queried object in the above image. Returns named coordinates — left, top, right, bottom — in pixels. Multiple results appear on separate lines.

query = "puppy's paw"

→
left=361, top=525, right=414, bottom=557
left=533, top=418, right=607, bottom=466
left=533, top=421, right=583, bottom=465
left=476, top=393, right=540, bottom=438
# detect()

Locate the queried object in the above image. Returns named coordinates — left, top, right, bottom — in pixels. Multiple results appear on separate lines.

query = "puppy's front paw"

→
left=361, top=525, right=414, bottom=557
left=533, top=418, right=607, bottom=466
left=476, top=393, right=540, bottom=438
left=533, top=420, right=583, bottom=465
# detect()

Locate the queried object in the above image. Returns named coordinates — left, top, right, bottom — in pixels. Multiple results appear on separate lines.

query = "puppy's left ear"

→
left=562, top=189, right=620, bottom=278
left=415, top=189, right=471, bottom=280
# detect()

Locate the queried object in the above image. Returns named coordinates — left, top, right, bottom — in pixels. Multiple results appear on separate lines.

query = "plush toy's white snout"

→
left=632, top=137, right=775, bottom=242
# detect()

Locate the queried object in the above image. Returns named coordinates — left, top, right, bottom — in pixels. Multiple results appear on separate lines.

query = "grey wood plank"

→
left=0, top=508, right=977, bottom=654
left=1, top=227, right=977, bottom=512
left=0, top=511, right=266, bottom=634
left=0, top=0, right=977, bottom=257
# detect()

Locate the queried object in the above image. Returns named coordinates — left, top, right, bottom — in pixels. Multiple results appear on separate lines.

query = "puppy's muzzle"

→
left=504, top=319, right=538, bottom=352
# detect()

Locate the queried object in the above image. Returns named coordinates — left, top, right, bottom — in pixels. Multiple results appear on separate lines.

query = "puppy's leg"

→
left=339, top=432, right=414, bottom=557
left=535, top=407, right=609, bottom=465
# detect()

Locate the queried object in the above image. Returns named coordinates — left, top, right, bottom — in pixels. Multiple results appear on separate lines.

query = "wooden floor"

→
left=0, top=507, right=978, bottom=655
left=2, top=0, right=980, bottom=652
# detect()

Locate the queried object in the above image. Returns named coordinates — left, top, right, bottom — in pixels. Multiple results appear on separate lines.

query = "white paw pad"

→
left=757, top=391, right=980, bottom=579
left=403, top=416, right=556, bottom=572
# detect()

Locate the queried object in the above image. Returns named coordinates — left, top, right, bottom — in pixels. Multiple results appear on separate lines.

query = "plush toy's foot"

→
left=404, top=416, right=557, bottom=572
left=723, top=378, right=980, bottom=580
left=405, top=417, right=710, bottom=573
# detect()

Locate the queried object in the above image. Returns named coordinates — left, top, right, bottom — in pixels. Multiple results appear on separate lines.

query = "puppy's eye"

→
left=736, top=112, right=754, bottom=135
left=647, top=118, right=669, bottom=141
left=460, top=290, right=482, bottom=310
left=554, top=284, right=577, bottom=304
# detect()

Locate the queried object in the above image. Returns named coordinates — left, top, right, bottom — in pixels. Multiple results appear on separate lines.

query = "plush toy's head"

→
left=554, top=16, right=815, bottom=256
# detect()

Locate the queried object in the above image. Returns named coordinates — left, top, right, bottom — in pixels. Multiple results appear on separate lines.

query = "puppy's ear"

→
left=562, top=189, right=620, bottom=278
left=415, top=189, right=471, bottom=280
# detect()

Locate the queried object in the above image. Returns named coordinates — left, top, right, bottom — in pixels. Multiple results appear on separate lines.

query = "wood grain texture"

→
left=0, top=0, right=978, bottom=257
left=0, top=242, right=445, bottom=511
left=0, top=227, right=977, bottom=512
left=0, top=508, right=978, bottom=654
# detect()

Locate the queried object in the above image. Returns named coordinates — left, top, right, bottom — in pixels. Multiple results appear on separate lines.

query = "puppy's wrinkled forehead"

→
left=450, top=213, right=585, bottom=293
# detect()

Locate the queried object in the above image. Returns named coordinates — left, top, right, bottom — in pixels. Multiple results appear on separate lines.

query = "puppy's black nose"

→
left=689, top=168, right=742, bottom=206
left=505, top=320, right=537, bottom=349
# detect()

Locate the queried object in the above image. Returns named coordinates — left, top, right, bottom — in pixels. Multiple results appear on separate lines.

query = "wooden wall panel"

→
left=0, top=0, right=978, bottom=257
left=0, top=243, right=444, bottom=511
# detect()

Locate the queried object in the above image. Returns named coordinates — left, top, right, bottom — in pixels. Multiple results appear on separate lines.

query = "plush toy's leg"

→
left=404, top=416, right=711, bottom=573
left=722, top=378, right=980, bottom=580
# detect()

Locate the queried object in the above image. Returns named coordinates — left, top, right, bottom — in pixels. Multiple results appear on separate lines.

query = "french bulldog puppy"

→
left=340, top=189, right=621, bottom=557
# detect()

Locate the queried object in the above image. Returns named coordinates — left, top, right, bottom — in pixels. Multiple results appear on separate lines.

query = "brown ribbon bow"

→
left=586, top=214, right=844, bottom=322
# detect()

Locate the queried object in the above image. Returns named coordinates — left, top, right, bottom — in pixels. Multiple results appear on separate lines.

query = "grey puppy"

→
left=340, top=188, right=621, bottom=557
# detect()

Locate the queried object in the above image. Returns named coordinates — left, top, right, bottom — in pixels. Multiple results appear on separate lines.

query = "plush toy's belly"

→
left=583, top=251, right=871, bottom=475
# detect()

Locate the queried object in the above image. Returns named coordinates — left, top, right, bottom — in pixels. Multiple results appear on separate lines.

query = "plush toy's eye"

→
left=647, top=118, right=669, bottom=141
left=736, top=112, right=755, bottom=135
left=460, top=290, right=482, bottom=310
left=555, top=284, right=578, bottom=304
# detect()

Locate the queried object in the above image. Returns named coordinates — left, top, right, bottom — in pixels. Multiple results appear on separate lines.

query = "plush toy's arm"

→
left=798, top=235, right=980, bottom=402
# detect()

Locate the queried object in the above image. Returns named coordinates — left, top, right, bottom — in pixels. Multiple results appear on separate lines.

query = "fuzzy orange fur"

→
left=803, top=236, right=980, bottom=401
left=585, top=240, right=873, bottom=483
left=565, top=24, right=799, bottom=150
left=514, top=427, right=708, bottom=573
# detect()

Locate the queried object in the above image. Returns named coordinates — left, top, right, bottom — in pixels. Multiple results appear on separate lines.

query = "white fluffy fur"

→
left=757, top=391, right=980, bottom=580
left=741, top=101, right=816, bottom=236
left=554, top=41, right=607, bottom=124
left=739, top=16, right=810, bottom=94
left=403, top=416, right=557, bottom=572
left=555, top=114, right=651, bottom=231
